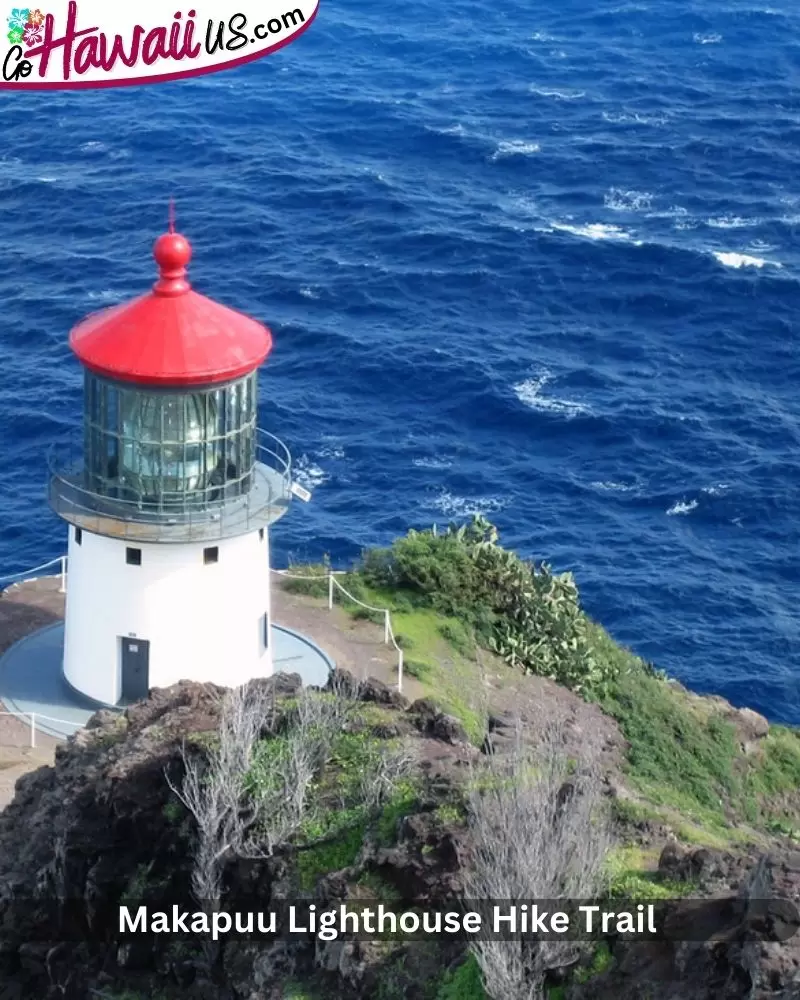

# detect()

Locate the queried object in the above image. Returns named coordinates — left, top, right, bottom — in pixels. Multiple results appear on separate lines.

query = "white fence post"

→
left=397, top=649, right=404, bottom=694
left=384, top=610, right=390, bottom=646
left=30, top=713, right=36, bottom=749
left=328, top=573, right=334, bottom=611
left=59, top=556, right=67, bottom=594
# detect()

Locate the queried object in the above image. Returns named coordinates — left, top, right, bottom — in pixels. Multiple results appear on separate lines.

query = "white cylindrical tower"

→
left=48, top=224, right=292, bottom=706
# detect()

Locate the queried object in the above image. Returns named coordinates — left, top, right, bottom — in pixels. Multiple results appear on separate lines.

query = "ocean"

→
left=0, top=0, right=797, bottom=721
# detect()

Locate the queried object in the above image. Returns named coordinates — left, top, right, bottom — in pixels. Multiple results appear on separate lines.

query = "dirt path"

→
left=271, top=576, right=426, bottom=702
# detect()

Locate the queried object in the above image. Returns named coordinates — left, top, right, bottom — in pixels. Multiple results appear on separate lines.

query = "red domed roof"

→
left=69, top=227, right=273, bottom=387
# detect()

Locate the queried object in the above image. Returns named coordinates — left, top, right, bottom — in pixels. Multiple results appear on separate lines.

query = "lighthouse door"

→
left=120, top=638, right=150, bottom=703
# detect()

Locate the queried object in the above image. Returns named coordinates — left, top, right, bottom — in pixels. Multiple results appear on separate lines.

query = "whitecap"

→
left=88, top=290, right=124, bottom=302
left=530, top=31, right=555, bottom=41
left=431, top=490, right=505, bottom=518
left=706, top=216, right=755, bottom=229
left=491, top=140, right=541, bottom=160
left=293, top=456, right=328, bottom=490
left=513, top=373, right=590, bottom=419
left=604, top=188, right=653, bottom=212
left=36, top=176, right=59, bottom=184
left=712, top=251, right=781, bottom=270
left=591, top=481, right=636, bottom=492
left=529, top=85, right=585, bottom=100
left=300, top=287, right=319, bottom=299
left=413, top=457, right=453, bottom=470
left=693, top=32, right=722, bottom=43
left=549, top=221, right=642, bottom=245
left=80, top=141, right=107, bottom=153
left=424, top=122, right=466, bottom=137
left=667, top=499, right=699, bottom=516
left=701, top=483, right=731, bottom=496
left=602, top=110, right=668, bottom=126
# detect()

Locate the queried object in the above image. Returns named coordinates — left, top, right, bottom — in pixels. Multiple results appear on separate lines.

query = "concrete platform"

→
left=0, top=622, right=335, bottom=740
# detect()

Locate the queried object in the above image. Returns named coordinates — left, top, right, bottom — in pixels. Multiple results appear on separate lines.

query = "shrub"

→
left=358, top=516, right=615, bottom=695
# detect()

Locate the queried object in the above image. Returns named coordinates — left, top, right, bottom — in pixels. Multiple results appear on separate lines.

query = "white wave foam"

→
left=591, top=481, right=636, bottom=492
left=530, top=31, right=555, bottom=41
left=604, top=188, right=653, bottom=212
left=317, top=443, right=345, bottom=460
left=300, top=287, right=320, bottom=299
left=80, top=141, right=107, bottom=153
left=36, top=176, right=58, bottom=184
left=550, top=221, right=643, bottom=245
left=425, top=122, right=465, bottom=137
left=514, top=373, right=590, bottom=419
left=706, top=216, right=756, bottom=229
left=529, top=85, right=585, bottom=100
left=293, top=456, right=328, bottom=490
left=667, top=499, right=699, bottom=516
left=701, top=483, right=730, bottom=496
left=88, top=290, right=123, bottom=302
left=713, top=251, right=782, bottom=270
left=693, top=32, right=722, bottom=43
left=601, top=110, right=668, bottom=126
left=413, top=457, right=453, bottom=470
left=431, top=490, right=505, bottom=519
left=492, top=140, right=540, bottom=160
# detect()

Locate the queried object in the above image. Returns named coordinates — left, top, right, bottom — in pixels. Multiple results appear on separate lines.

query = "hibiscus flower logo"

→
left=22, top=20, right=40, bottom=44
left=6, top=8, right=47, bottom=46
left=6, top=7, right=28, bottom=31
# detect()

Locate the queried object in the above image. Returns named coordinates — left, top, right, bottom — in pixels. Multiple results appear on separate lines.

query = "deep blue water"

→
left=0, top=0, right=798, bottom=721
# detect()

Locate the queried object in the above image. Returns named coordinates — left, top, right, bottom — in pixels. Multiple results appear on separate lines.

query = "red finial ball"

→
left=152, top=231, right=192, bottom=296
left=154, top=232, right=192, bottom=272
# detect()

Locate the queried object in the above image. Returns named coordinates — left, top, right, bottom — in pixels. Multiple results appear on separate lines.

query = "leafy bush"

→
left=360, top=516, right=615, bottom=695
left=436, top=954, right=486, bottom=1000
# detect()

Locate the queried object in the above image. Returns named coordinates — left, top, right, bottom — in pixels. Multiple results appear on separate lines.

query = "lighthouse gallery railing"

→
left=47, top=428, right=292, bottom=543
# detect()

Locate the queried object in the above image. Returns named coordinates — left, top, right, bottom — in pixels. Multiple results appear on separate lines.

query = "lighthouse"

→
left=47, top=223, right=293, bottom=707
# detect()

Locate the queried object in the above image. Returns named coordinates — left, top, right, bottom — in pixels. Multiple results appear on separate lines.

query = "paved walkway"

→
left=0, top=571, right=422, bottom=808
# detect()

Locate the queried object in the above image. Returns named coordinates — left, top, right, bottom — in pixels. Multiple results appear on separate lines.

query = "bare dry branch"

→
left=464, top=719, right=613, bottom=1000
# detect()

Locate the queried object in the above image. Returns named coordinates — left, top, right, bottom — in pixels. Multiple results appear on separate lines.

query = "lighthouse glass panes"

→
left=83, top=371, right=256, bottom=512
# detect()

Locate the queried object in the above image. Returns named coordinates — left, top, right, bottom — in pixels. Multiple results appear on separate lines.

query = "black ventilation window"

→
left=204, top=546, right=219, bottom=565
left=126, top=547, right=142, bottom=566
left=75, top=527, right=83, bottom=546
left=260, top=612, right=270, bottom=653
left=259, top=528, right=265, bottom=541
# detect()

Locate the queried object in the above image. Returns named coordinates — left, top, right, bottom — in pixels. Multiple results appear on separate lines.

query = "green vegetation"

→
left=361, top=516, right=612, bottom=695
left=594, top=621, right=800, bottom=834
left=287, top=517, right=800, bottom=846
left=604, top=846, right=696, bottom=900
left=436, top=954, right=486, bottom=1000
left=574, top=942, right=614, bottom=984
left=242, top=698, right=420, bottom=891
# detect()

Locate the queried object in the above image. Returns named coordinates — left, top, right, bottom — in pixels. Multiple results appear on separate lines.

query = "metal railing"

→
left=0, top=710, right=82, bottom=747
left=0, top=556, right=66, bottom=594
left=273, top=568, right=405, bottom=693
left=48, top=429, right=293, bottom=542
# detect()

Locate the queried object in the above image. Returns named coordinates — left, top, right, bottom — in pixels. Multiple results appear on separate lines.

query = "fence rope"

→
left=272, top=568, right=405, bottom=693
left=0, top=710, right=83, bottom=748
left=0, top=556, right=65, bottom=586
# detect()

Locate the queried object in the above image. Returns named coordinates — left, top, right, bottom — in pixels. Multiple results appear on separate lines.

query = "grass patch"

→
left=436, top=953, right=486, bottom=1000
left=604, top=846, right=696, bottom=900
left=591, top=622, right=800, bottom=835
left=574, top=942, right=613, bottom=984
left=337, top=574, right=490, bottom=746
left=296, top=821, right=366, bottom=890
